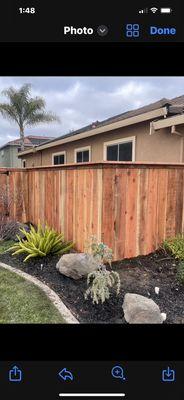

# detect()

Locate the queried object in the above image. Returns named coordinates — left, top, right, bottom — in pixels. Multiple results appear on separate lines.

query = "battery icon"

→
left=160, top=7, right=172, bottom=13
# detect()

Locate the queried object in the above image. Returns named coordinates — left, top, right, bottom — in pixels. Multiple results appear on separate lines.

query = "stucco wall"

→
left=0, top=146, right=22, bottom=167
left=0, top=146, right=10, bottom=167
left=10, top=146, right=22, bottom=167
left=19, top=121, right=184, bottom=167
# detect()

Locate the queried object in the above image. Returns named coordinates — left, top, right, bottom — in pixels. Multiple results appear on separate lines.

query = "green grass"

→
left=0, top=240, right=15, bottom=254
left=0, top=267, right=66, bottom=323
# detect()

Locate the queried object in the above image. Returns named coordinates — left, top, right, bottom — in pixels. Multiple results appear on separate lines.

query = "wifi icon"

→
left=150, top=7, right=158, bottom=13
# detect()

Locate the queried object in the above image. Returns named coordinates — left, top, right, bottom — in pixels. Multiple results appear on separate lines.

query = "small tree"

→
left=0, top=84, right=60, bottom=151
left=84, top=236, right=120, bottom=305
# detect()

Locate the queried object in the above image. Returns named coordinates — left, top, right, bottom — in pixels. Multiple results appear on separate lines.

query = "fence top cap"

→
left=1, top=161, right=184, bottom=172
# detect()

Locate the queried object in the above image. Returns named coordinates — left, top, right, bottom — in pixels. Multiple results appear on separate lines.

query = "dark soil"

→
left=0, top=250, right=183, bottom=323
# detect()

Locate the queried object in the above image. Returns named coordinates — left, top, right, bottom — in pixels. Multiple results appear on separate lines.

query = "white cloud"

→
left=0, top=76, right=184, bottom=147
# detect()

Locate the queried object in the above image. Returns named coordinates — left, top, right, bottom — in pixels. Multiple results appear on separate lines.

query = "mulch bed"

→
left=0, top=249, right=184, bottom=323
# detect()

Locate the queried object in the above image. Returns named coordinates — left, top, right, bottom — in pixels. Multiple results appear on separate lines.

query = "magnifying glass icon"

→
left=111, top=366, right=126, bottom=381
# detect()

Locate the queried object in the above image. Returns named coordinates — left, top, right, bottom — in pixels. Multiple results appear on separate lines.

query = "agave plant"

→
left=9, top=224, right=73, bottom=262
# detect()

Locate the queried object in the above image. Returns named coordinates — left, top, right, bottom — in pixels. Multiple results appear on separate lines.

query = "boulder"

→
left=56, top=253, right=99, bottom=280
left=122, top=293, right=164, bottom=324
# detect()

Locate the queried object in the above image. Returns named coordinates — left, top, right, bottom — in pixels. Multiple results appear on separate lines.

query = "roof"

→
left=18, top=94, right=184, bottom=156
left=0, top=135, right=55, bottom=151
left=40, top=97, right=173, bottom=147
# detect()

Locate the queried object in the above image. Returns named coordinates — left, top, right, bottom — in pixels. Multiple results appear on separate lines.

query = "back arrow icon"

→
left=59, top=368, right=74, bottom=381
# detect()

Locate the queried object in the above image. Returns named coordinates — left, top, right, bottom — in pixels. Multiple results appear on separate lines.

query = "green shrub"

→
left=176, top=261, right=184, bottom=284
left=85, top=235, right=113, bottom=266
left=84, top=237, right=120, bottom=304
left=84, top=266, right=120, bottom=305
left=163, top=235, right=184, bottom=260
left=9, top=224, right=73, bottom=262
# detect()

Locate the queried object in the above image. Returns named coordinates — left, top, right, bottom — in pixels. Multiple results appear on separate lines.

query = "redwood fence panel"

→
left=0, top=163, right=184, bottom=260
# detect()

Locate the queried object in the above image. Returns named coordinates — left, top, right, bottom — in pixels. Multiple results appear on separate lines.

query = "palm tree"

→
left=0, top=84, right=60, bottom=151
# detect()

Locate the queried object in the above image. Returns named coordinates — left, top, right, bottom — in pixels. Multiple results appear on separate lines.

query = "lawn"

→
left=0, top=240, right=15, bottom=254
left=0, top=267, right=66, bottom=323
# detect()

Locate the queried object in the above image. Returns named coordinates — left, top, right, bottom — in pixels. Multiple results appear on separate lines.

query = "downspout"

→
left=171, top=125, right=183, bottom=162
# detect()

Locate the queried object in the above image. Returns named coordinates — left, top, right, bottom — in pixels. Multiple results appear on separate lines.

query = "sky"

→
left=0, top=76, right=184, bottom=147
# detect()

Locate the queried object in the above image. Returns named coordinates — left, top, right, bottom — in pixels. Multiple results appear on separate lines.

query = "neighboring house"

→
left=0, top=136, right=55, bottom=167
left=18, top=96, right=184, bottom=167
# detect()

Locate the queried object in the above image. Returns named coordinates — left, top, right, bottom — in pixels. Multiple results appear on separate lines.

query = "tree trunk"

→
left=20, top=127, right=25, bottom=151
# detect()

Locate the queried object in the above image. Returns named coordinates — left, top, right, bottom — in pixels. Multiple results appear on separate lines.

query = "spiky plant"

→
left=9, top=224, right=73, bottom=262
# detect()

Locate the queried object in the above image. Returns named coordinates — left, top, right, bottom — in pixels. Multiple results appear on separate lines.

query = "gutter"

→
left=18, top=107, right=168, bottom=157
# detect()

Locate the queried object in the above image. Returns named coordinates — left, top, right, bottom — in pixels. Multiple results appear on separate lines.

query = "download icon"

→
left=162, top=367, right=175, bottom=382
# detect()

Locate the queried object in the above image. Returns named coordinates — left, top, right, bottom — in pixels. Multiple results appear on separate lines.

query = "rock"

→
left=56, top=253, right=99, bottom=280
left=161, top=312, right=167, bottom=322
left=155, top=286, right=160, bottom=295
left=122, top=293, right=164, bottom=324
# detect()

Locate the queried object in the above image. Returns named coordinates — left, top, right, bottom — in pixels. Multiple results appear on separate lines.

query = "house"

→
left=18, top=96, right=184, bottom=167
left=0, top=135, right=55, bottom=167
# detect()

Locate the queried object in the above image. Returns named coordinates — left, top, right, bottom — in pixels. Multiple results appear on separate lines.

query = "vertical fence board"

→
left=102, top=167, right=116, bottom=251
left=137, top=168, right=149, bottom=255
left=175, top=169, right=184, bottom=234
left=124, top=169, right=139, bottom=258
left=165, top=169, right=178, bottom=238
left=157, top=169, right=168, bottom=244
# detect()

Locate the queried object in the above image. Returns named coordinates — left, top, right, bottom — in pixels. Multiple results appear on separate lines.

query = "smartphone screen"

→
left=0, top=1, right=183, bottom=399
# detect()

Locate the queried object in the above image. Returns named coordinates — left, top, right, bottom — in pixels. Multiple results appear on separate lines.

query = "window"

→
left=52, top=152, right=66, bottom=165
left=75, top=146, right=91, bottom=163
left=1, top=150, right=4, bottom=157
left=104, top=137, right=135, bottom=162
left=22, top=160, right=26, bottom=168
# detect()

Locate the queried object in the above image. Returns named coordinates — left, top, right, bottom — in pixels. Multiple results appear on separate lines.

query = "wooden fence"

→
left=0, top=162, right=184, bottom=260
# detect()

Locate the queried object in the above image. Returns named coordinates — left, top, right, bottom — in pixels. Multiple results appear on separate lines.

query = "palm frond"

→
left=0, top=103, right=20, bottom=125
left=0, top=84, right=60, bottom=133
left=26, top=111, right=60, bottom=126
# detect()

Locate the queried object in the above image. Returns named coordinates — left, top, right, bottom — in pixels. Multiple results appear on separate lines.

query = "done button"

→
left=150, top=26, right=176, bottom=36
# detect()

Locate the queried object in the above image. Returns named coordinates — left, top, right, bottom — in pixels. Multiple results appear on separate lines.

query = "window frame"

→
left=74, top=146, right=91, bottom=163
left=22, top=159, right=26, bottom=168
left=52, top=151, right=66, bottom=165
left=103, top=136, right=136, bottom=162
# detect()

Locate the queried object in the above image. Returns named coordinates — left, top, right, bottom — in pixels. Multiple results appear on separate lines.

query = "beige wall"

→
left=20, top=121, right=184, bottom=167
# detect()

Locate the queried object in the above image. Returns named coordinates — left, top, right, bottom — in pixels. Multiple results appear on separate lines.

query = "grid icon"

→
left=126, top=24, right=140, bottom=38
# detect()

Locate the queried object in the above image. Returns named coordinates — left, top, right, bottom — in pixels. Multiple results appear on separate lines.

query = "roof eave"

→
left=18, top=107, right=167, bottom=157
left=153, top=114, right=184, bottom=130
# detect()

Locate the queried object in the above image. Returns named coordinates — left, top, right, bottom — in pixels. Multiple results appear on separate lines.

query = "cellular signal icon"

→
left=139, top=8, right=148, bottom=14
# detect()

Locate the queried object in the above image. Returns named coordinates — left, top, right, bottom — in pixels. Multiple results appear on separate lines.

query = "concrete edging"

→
left=0, top=261, right=79, bottom=324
